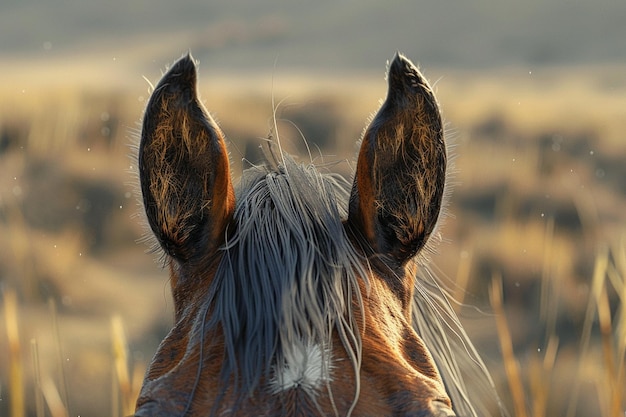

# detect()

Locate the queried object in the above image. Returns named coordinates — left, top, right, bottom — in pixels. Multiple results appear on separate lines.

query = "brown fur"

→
left=135, top=53, right=457, bottom=417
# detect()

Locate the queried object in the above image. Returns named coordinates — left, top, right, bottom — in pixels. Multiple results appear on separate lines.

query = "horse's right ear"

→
left=348, top=54, right=446, bottom=267
left=139, top=55, right=235, bottom=263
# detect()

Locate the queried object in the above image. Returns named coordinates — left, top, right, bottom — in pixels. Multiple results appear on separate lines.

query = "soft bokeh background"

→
left=1, top=1, right=625, bottom=416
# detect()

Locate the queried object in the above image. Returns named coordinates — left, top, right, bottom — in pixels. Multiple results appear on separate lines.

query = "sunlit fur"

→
left=135, top=52, right=504, bottom=417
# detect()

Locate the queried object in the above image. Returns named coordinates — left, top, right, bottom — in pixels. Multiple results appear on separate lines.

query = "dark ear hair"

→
left=139, top=55, right=235, bottom=263
left=348, top=53, right=446, bottom=267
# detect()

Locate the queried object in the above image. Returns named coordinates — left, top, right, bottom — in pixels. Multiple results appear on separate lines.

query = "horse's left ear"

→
left=139, top=55, right=235, bottom=264
left=348, top=54, right=446, bottom=267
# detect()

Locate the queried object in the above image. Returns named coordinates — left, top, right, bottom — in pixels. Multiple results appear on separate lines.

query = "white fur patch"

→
left=270, top=343, right=331, bottom=393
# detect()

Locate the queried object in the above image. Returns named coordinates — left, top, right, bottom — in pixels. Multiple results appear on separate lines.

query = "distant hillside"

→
left=1, top=0, right=625, bottom=72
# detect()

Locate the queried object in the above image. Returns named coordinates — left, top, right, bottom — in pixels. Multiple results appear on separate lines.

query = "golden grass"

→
left=41, top=375, right=69, bottom=417
left=30, top=339, right=44, bottom=417
left=111, top=315, right=143, bottom=417
left=490, top=274, right=528, bottom=417
left=528, top=335, right=559, bottom=417
left=3, top=289, right=24, bottom=417
left=487, top=242, right=626, bottom=417
left=436, top=66, right=626, bottom=153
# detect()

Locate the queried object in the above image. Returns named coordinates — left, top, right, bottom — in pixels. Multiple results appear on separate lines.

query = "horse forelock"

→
left=204, top=152, right=367, bottom=406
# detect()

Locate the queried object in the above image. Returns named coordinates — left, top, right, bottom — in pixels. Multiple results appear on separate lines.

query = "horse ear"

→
left=348, top=54, right=446, bottom=267
left=139, top=55, right=235, bottom=263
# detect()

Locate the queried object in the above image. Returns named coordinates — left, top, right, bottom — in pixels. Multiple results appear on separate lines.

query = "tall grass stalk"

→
left=490, top=273, right=529, bottom=417
left=31, top=338, right=45, bottom=417
left=111, top=314, right=135, bottom=416
left=566, top=247, right=608, bottom=417
left=3, top=289, right=24, bottom=417
left=609, top=239, right=626, bottom=379
left=600, top=242, right=625, bottom=416
left=540, top=217, right=559, bottom=341
left=112, top=362, right=120, bottom=417
left=596, top=263, right=619, bottom=416
left=528, top=335, right=558, bottom=417
left=49, top=298, right=70, bottom=415
left=41, top=375, right=69, bottom=417
left=613, top=240, right=626, bottom=413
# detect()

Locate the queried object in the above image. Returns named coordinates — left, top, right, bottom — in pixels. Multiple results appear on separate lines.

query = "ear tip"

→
left=386, top=53, right=437, bottom=105
left=158, top=53, right=198, bottom=91
left=390, top=52, right=415, bottom=72
left=391, top=51, right=409, bottom=64
left=179, top=52, right=198, bottom=70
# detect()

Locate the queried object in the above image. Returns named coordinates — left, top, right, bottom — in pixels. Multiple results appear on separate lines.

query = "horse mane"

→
left=203, top=146, right=368, bottom=413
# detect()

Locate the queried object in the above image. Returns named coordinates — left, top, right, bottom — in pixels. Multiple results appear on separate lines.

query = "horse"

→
left=134, top=52, right=501, bottom=416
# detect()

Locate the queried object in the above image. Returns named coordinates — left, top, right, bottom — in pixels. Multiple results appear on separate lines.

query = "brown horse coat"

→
left=135, top=53, right=500, bottom=417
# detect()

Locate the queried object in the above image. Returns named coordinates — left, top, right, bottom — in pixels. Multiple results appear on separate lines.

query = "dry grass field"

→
left=1, top=61, right=625, bottom=416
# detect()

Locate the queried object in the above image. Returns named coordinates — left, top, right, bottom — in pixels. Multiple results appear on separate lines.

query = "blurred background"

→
left=1, top=1, right=625, bottom=416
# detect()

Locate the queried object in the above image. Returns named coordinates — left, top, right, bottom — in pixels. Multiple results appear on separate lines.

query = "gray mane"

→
left=207, top=149, right=367, bottom=407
